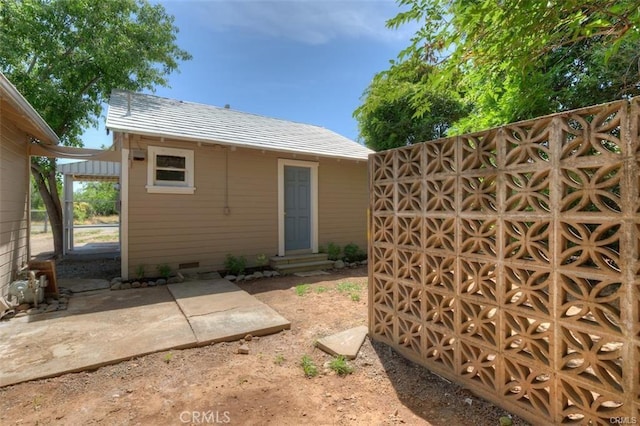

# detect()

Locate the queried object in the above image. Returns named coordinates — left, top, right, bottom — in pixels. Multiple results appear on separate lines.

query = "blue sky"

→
left=82, top=0, right=415, bottom=149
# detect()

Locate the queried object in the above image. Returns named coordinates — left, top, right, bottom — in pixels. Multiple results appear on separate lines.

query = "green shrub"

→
left=73, top=201, right=92, bottom=223
left=343, top=243, right=366, bottom=262
left=326, top=242, right=342, bottom=261
left=224, top=254, right=247, bottom=275
left=157, top=263, right=171, bottom=279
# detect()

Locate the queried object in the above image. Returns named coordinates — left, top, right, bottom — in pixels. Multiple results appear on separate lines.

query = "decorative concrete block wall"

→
left=368, top=98, right=640, bottom=424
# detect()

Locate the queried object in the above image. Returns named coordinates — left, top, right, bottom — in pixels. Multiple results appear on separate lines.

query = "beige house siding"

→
left=0, top=115, right=30, bottom=298
left=123, top=134, right=368, bottom=277
left=318, top=160, right=368, bottom=249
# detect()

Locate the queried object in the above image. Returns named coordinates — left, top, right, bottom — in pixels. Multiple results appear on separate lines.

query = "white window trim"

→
left=146, top=146, right=196, bottom=194
left=277, top=159, right=319, bottom=257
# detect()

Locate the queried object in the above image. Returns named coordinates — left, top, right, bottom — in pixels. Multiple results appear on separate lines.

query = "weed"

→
left=224, top=254, right=247, bottom=275
left=157, top=263, right=171, bottom=279
left=300, top=355, right=319, bottom=378
left=326, top=242, right=342, bottom=261
left=255, top=253, right=268, bottom=267
left=135, top=264, right=145, bottom=280
left=336, top=281, right=361, bottom=293
left=343, top=243, right=367, bottom=262
left=295, top=284, right=310, bottom=296
left=163, top=352, right=173, bottom=364
left=274, top=354, right=285, bottom=366
left=328, top=355, right=354, bottom=376
left=314, top=286, right=328, bottom=293
left=337, top=281, right=361, bottom=302
left=32, top=395, right=42, bottom=411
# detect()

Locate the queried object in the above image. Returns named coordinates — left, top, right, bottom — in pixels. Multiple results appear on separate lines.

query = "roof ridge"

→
left=111, top=89, right=333, bottom=133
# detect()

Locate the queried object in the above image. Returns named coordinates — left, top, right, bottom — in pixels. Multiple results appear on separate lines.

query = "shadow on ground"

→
left=371, top=340, right=530, bottom=426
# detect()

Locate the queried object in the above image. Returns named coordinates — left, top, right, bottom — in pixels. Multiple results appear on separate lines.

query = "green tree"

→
left=75, top=181, right=119, bottom=217
left=0, top=0, right=191, bottom=255
left=354, top=56, right=468, bottom=151
left=384, top=0, right=640, bottom=133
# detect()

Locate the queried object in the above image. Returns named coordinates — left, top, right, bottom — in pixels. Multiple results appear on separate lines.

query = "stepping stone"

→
left=316, top=325, right=368, bottom=360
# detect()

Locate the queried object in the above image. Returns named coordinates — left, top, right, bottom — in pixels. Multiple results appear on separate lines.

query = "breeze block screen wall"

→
left=368, top=98, right=640, bottom=425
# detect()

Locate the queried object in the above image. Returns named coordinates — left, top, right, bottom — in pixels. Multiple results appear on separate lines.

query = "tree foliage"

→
left=354, top=56, right=468, bottom=151
left=75, top=181, right=119, bottom=217
left=357, top=0, right=640, bottom=138
left=0, top=0, right=191, bottom=254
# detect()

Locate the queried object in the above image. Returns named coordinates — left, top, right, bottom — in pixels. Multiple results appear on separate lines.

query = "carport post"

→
left=63, top=173, right=74, bottom=255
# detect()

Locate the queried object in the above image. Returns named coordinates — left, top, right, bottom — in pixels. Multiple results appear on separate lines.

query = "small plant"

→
left=274, top=354, right=285, bottom=366
left=326, top=242, right=342, bottom=261
left=157, top=263, right=171, bottom=279
left=163, top=352, right=173, bottom=364
left=135, top=264, right=146, bottom=280
left=337, top=281, right=361, bottom=302
left=32, top=395, right=43, bottom=411
left=336, top=281, right=361, bottom=293
left=295, top=284, right=311, bottom=296
left=224, top=254, right=247, bottom=275
left=328, top=355, right=354, bottom=376
left=300, top=355, right=318, bottom=378
left=314, top=286, right=328, bottom=293
left=343, top=243, right=366, bottom=263
left=255, top=253, right=268, bottom=267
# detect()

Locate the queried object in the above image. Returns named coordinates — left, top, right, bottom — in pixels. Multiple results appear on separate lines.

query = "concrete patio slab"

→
left=0, top=287, right=195, bottom=387
left=0, top=278, right=290, bottom=388
left=316, top=325, right=368, bottom=360
left=168, top=279, right=291, bottom=344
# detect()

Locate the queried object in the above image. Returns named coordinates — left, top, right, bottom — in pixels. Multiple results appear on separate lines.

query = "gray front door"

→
left=284, top=166, right=311, bottom=251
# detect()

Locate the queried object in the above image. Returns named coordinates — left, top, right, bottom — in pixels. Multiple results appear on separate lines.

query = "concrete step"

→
left=272, top=260, right=335, bottom=275
left=269, top=253, right=329, bottom=267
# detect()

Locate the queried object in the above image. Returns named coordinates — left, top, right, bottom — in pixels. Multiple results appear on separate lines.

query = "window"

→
left=146, top=146, right=195, bottom=194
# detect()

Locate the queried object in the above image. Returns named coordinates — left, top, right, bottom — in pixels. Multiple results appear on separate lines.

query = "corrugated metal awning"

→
left=58, top=161, right=120, bottom=181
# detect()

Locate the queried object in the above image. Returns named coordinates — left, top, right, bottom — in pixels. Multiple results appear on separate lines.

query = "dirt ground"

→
left=0, top=263, right=529, bottom=426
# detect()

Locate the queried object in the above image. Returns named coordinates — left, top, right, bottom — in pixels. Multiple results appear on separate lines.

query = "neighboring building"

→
left=0, top=73, right=58, bottom=300
left=106, top=90, right=372, bottom=279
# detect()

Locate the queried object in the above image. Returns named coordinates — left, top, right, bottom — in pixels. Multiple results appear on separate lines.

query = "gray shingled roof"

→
left=105, top=90, right=372, bottom=161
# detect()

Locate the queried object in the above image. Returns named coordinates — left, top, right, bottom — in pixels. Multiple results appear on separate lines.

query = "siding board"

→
left=125, top=135, right=368, bottom=276
left=0, top=113, right=29, bottom=297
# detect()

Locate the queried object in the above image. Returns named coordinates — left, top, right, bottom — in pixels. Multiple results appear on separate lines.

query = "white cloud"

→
left=171, top=0, right=415, bottom=45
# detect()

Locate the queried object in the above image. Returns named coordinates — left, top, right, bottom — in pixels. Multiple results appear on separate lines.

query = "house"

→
left=106, top=90, right=372, bottom=279
left=0, top=73, right=58, bottom=302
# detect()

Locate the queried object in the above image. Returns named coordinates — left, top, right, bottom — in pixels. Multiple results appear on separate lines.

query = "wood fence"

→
left=368, top=98, right=640, bottom=425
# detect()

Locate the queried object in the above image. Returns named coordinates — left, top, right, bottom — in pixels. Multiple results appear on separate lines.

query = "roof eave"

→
left=0, top=73, right=59, bottom=145
left=105, top=125, right=370, bottom=162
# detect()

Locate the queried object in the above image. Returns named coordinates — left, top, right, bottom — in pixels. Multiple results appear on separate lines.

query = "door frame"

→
left=277, top=158, right=318, bottom=256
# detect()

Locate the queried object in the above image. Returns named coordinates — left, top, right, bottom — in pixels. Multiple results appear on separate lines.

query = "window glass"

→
left=157, top=155, right=186, bottom=169
left=156, top=170, right=186, bottom=182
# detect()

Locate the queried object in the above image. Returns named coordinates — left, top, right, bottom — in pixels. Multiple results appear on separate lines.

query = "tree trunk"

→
left=31, top=160, right=64, bottom=256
